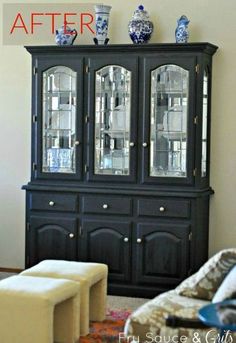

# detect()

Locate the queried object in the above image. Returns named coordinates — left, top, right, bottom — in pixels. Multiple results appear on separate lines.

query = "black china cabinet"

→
left=23, top=43, right=218, bottom=297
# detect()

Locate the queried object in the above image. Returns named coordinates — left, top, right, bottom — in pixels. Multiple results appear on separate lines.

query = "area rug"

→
left=79, top=308, right=131, bottom=343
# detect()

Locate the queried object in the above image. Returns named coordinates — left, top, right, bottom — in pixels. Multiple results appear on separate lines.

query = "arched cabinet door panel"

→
left=81, top=219, right=131, bottom=282
left=27, top=215, right=77, bottom=267
left=134, top=223, right=190, bottom=286
left=33, top=56, right=83, bottom=180
left=86, top=55, right=138, bottom=183
left=141, top=56, right=196, bottom=185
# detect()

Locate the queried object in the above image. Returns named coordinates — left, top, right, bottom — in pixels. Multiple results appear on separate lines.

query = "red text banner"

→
left=3, top=3, right=95, bottom=45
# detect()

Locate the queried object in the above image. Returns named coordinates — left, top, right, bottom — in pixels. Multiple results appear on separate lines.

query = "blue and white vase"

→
left=175, top=15, right=190, bottom=43
left=55, top=26, right=77, bottom=46
left=94, top=5, right=112, bottom=45
left=128, top=5, right=153, bottom=44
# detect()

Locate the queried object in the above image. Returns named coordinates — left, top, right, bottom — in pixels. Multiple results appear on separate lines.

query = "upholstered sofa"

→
left=124, top=249, right=236, bottom=343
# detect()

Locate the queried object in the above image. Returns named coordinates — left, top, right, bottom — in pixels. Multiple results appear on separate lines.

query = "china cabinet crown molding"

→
left=25, top=42, right=218, bottom=54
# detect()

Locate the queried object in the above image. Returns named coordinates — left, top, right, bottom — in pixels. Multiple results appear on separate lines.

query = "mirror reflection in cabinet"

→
left=150, top=64, right=189, bottom=178
left=94, top=65, right=131, bottom=176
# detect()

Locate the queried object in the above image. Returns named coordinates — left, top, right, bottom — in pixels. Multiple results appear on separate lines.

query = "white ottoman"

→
left=21, top=260, right=108, bottom=336
left=0, top=275, right=80, bottom=343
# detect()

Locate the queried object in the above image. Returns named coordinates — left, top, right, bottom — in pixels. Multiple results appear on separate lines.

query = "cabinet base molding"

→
left=108, top=284, right=174, bottom=299
left=0, top=267, right=22, bottom=273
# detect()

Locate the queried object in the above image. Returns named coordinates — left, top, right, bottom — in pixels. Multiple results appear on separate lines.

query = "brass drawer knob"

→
left=159, top=206, right=165, bottom=212
left=137, top=238, right=142, bottom=243
left=74, top=141, right=80, bottom=146
left=142, top=142, right=148, bottom=148
left=49, top=201, right=55, bottom=206
left=124, top=237, right=129, bottom=242
left=69, top=233, right=74, bottom=238
left=102, top=204, right=109, bottom=209
left=129, top=142, right=135, bottom=147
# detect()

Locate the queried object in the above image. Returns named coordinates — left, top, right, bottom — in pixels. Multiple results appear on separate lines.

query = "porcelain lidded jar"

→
left=128, top=5, right=153, bottom=44
left=175, top=15, right=190, bottom=43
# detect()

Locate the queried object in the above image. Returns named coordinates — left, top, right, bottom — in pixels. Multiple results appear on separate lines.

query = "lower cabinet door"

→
left=27, top=215, right=77, bottom=267
left=134, top=222, right=190, bottom=286
left=81, top=219, right=131, bottom=282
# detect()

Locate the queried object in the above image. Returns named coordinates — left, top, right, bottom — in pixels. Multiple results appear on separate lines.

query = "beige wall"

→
left=0, top=0, right=235, bottom=268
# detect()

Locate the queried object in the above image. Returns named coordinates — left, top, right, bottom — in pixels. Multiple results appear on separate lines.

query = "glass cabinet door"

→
left=150, top=65, right=189, bottom=177
left=201, top=69, right=208, bottom=177
left=94, top=65, right=131, bottom=176
left=42, top=66, right=77, bottom=173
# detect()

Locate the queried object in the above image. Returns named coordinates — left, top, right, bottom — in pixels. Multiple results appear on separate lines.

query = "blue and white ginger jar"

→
left=55, top=26, right=77, bottom=46
left=175, top=15, right=190, bottom=43
left=128, top=5, right=153, bottom=44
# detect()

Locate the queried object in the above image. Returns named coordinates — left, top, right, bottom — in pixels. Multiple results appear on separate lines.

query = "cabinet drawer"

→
left=82, top=196, right=132, bottom=215
left=137, top=198, right=190, bottom=218
left=29, top=192, right=78, bottom=212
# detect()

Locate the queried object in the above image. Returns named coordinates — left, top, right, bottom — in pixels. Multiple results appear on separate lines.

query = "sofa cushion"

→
left=176, top=249, right=236, bottom=300
left=212, top=265, right=236, bottom=303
